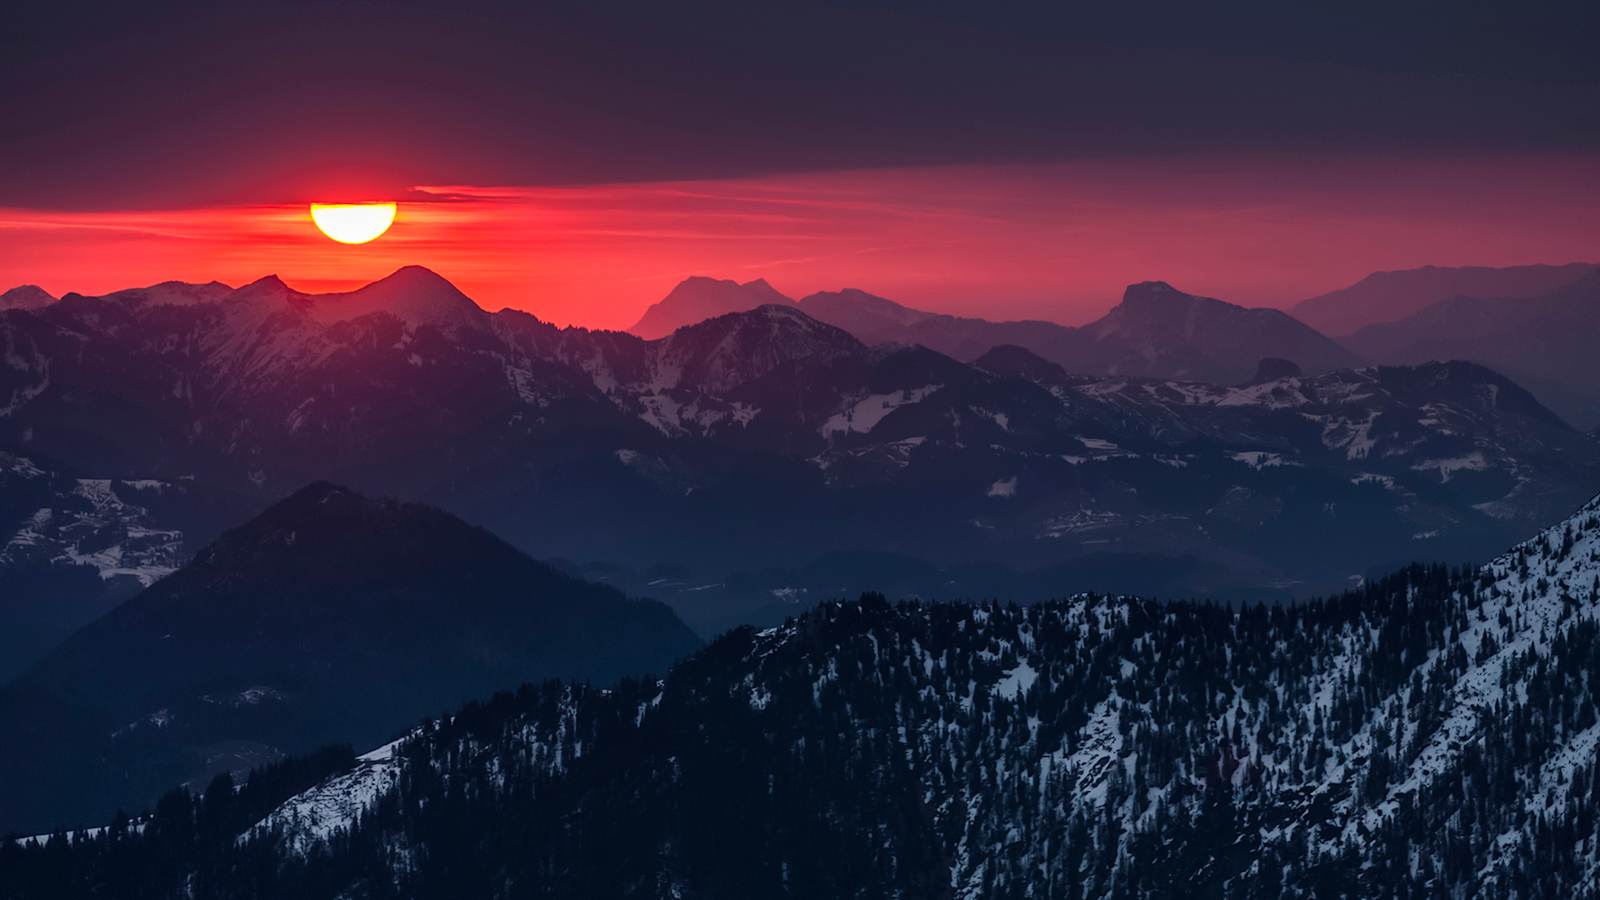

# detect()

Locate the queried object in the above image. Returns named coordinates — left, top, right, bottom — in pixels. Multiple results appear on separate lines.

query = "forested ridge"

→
left=7, top=500, right=1600, bottom=899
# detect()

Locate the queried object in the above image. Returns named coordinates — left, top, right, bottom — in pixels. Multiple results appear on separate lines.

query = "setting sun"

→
left=309, top=202, right=397, bottom=244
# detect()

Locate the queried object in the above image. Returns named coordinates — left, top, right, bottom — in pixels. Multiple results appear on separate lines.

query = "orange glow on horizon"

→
left=309, top=202, right=397, bottom=244
left=2, top=156, right=1598, bottom=331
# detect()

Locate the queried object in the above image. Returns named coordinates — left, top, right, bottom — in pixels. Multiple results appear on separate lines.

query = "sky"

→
left=3, top=1, right=1597, bottom=328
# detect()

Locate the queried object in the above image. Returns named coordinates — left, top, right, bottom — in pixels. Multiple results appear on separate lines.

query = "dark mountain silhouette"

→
left=1344, top=270, right=1600, bottom=428
left=0, top=285, right=54, bottom=311
left=60, top=279, right=234, bottom=307
left=798, top=280, right=1360, bottom=383
left=1072, top=281, right=1362, bottom=383
left=0, top=482, right=699, bottom=834
left=305, top=264, right=490, bottom=329
left=628, top=276, right=792, bottom=339
left=798, top=287, right=1080, bottom=361
left=1293, top=261, right=1598, bottom=336
left=1245, top=357, right=1303, bottom=384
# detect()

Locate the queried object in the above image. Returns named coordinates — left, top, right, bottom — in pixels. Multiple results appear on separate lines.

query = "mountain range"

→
left=3, top=265, right=1598, bottom=657
left=633, top=276, right=1362, bottom=384
left=1344, top=270, right=1600, bottom=428
left=0, top=482, right=698, bottom=833
left=10, top=490, right=1600, bottom=897
left=1291, top=261, right=1599, bottom=336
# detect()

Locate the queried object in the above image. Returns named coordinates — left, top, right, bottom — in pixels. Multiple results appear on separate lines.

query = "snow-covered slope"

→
left=4, top=266, right=1598, bottom=633
left=233, top=496, right=1600, bottom=897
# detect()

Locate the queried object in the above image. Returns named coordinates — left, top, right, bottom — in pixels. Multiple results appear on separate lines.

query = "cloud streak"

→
left=3, top=156, right=1598, bottom=330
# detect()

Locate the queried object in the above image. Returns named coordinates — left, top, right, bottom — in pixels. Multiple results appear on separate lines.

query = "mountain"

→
left=1344, top=270, right=1600, bottom=428
left=1293, top=262, right=1599, bottom=336
left=628, top=276, right=792, bottom=339
left=0, top=285, right=54, bottom=311
left=304, top=265, right=490, bottom=329
left=60, top=279, right=234, bottom=307
left=14, top=496, right=1600, bottom=897
left=0, top=451, right=216, bottom=682
left=1069, top=281, right=1363, bottom=383
left=0, top=482, right=699, bottom=834
left=797, top=287, right=1081, bottom=361
left=797, top=281, right=1361, bottom=384
left=2, top=266, right=1595, bottom=644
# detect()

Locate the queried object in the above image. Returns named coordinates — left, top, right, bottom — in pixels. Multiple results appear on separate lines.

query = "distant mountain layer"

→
left=1293, top=262, right=1598, bottom=336
left=2, top=266, right=1596, bottom=648
left=17, top=494, right=1600, bottom=897
left=636, top=277, right=1360, bottom=385
left=0, top=482, right=699, bottom=833
left=1345, top=270, right=1600, bottom=428
left=796, top=281, right=1360, bottom=384
left=628, top=276, right=792, bottom=339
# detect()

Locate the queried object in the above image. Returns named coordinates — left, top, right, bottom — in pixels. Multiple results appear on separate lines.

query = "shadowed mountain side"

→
left=1345, top=270, right=1600, bottom=428
left=1294, top=261, right=1599, bottom=336
left=797, top=281, right=1359, bottom=384
left=0, top=483, right=699, bottom=834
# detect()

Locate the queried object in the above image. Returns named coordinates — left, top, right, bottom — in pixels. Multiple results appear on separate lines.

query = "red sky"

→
left=4, top=155, right=1598, bottom=331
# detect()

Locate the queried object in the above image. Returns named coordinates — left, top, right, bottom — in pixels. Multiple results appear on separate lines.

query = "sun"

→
left=309, top=202, right=397, bottom=244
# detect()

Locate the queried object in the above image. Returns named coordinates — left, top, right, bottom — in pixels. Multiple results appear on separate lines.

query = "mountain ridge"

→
left=0, top=481, right=700, bottom=833
left=628, top=275, right=793, bottom=339
left=1293, top=261, right=1600, bottom=336
left=3, top=265, right=1597, bottom=660
left=1345, top=269, right=1600, bottom=428
left=14, top=491, right=1600, bottom=897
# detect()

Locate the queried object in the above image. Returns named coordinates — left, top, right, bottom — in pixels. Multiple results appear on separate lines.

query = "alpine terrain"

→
left=6, top=494, right=1600, bottom=897
left=0, top=482, right=699, bottom=834
left=3, top=268, right=1595, bottom=645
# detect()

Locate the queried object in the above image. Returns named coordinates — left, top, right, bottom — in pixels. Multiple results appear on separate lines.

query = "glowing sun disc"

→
left=310, top=202, right=397, bottom=244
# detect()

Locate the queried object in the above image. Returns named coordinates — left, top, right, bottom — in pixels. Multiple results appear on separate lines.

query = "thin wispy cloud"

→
left=4, top=157, right=1597, bottom=329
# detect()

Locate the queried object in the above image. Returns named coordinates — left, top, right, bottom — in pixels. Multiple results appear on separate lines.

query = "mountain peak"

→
left=1117, top=280, right=1198, bottom=309
left=0, top=284, right=55, bottom=310
left=0, top=482, right=700, bottom=831
left=1075, top=281, right=1361, bottom=382
left=238, top=274, right=290, bottom=294
left=654, top=303, right=864, bottom=392
left=974, top=344, right=1069, bottom=383
left=629, top=276, right=794, bottom=339
left=63, top=280, right=234, bottom=307
left=375, top=264, right=456, bottom=289
left=1294, top=261, right=1600, bottom=335
left=310, top=266, right=487, bottom=329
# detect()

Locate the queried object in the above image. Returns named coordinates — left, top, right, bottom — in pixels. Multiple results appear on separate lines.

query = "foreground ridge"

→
left=7, top=498, right=1600, bottom=898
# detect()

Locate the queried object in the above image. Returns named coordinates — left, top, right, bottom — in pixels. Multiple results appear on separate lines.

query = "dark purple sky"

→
left=4, top=0, right=1596, bottom=210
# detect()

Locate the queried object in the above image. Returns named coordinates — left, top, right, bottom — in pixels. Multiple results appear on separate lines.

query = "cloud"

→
left=4, top=156, right=1598, bottom=330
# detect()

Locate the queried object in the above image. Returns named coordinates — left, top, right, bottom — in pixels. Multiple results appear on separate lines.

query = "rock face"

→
left=0, top=482, right=699, bottom=833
